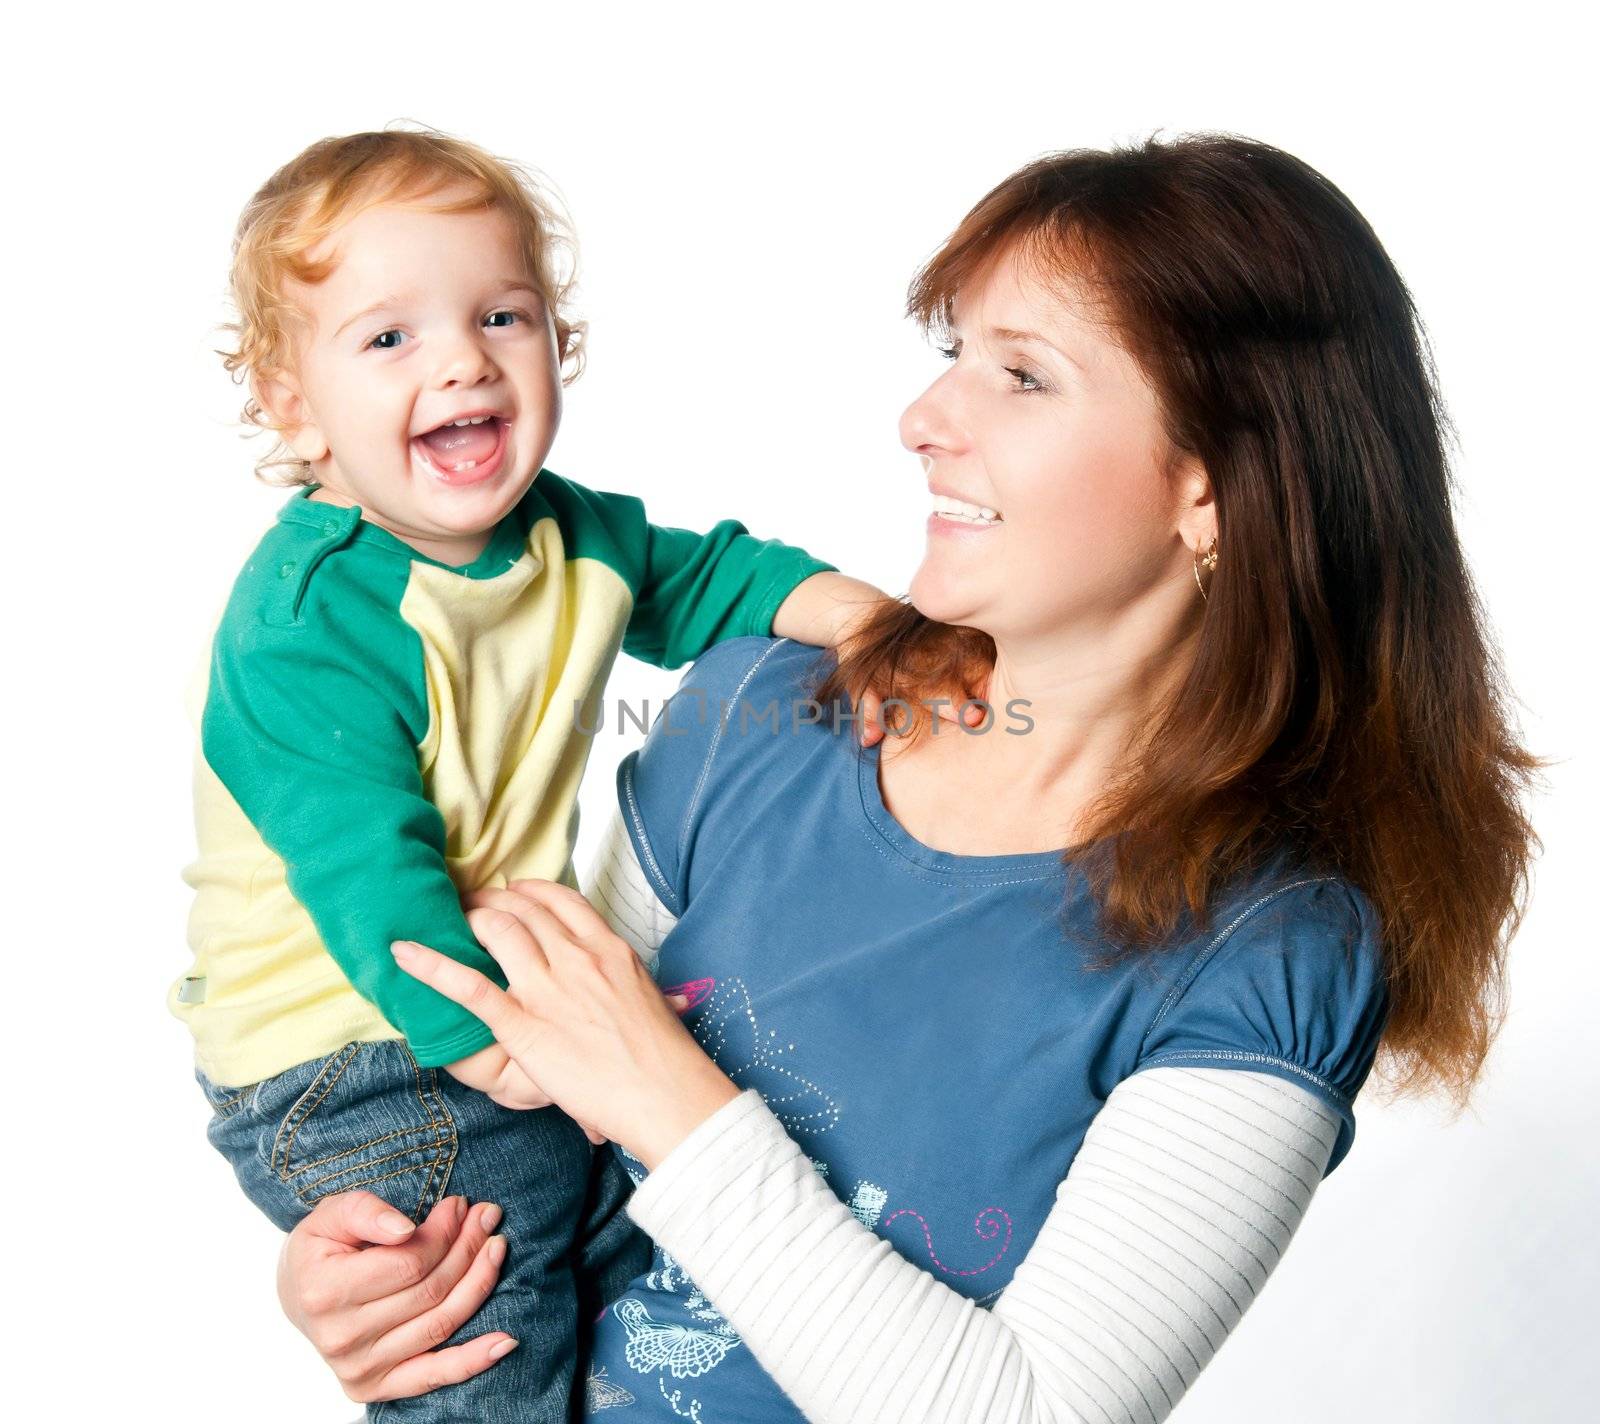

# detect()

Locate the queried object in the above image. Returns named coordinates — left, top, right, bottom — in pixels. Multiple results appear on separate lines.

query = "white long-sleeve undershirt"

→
left=581, top=806, right=1344, bottom=1424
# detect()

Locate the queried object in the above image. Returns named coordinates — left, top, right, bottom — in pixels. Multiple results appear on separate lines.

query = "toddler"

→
left=169, top=127, right=886, bottom=1424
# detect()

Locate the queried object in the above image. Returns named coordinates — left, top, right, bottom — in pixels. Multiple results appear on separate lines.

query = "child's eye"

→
left=367, top=329, right=407, bottom=352
left=485, top=309, right=521, bottom=329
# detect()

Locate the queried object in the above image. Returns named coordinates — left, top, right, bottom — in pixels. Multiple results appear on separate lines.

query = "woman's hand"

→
left=277, top=1190, right=513, bottom=1403
left=391, top=881, right=742, bottom=1169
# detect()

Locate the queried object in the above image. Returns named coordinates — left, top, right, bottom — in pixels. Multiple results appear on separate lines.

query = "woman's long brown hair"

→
left=812, top=134, right=1546, bottom=1108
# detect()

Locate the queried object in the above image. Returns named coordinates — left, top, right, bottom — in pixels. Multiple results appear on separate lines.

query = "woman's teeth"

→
left=932, top=493, right=1002, bottom=525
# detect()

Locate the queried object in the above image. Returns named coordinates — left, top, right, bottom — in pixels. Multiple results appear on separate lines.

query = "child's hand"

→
left=443, top=1042, right=552, bottom=1109
left=444, top=1044, right=607, bottom=1143
left=769, top=571, right=994, bottom=744
left=833, top=601, right=992, bottom=748
left=857, top=672, right=990, bottom=746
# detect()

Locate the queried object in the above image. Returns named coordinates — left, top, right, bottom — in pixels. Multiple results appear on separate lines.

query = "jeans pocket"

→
left=268, top=1040, right=459, bottom=1218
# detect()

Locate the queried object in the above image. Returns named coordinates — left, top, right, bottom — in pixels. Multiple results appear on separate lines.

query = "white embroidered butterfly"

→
left=585, top=1364, right=635, bottom=1411
left=614, top=1298, right=743, bottom=1378
left=685, top=975, right=840, bottom=1135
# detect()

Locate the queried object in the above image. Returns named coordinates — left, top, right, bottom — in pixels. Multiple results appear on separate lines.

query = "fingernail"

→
left=379, top=1210, right=414, bottom=1237
left=488, top=1234, right=508, bottom=1266
left=488, top=1337, right=519, bottom=1360
left=390, top=941, right=416, bottom=960
left=453, top=1195, right=469, bottom=1224
left=479, top=1203, right=503, bottom=1233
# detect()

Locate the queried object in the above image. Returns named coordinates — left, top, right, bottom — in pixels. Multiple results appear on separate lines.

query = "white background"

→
left=5, top=3, right=1592, bottom=1419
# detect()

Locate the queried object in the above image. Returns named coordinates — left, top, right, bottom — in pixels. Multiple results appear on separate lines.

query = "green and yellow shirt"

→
left=169, top=470, right=836, bottom=1087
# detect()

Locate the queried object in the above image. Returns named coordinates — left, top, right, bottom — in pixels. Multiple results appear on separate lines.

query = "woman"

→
left=273, top=134, right=1540, bottom=1422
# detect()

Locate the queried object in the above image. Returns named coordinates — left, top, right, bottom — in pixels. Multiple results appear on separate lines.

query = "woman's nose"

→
left=898, top=377, right=963, bottom=457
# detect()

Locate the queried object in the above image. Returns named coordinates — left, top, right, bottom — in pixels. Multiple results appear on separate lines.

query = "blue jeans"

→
left=196, top=1039, right=653, bottom=1423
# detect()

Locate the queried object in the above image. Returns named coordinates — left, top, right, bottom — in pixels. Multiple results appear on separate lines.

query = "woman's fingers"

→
left=279, top=1190, right=423, bottom=1317
left=349, top=1200, right=504, bottom=1341
left=499, top=877, right=614, bottom=946
left=304, top=1186, right=418, bottom=1250
left=389, top=939, right=532, bottom=1044
left=351, top=1219, right=514, bottom=1399
left=367, top=1328, right=518, bottom=1403
left=461, top=902, right=554, bottom=986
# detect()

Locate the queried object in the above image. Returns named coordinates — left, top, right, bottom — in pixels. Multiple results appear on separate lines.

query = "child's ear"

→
left=253, top=368, right=328, bottom=463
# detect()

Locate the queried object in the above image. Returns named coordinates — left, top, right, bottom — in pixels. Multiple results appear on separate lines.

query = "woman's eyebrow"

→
left=987, top=326, right=1085, bottom=370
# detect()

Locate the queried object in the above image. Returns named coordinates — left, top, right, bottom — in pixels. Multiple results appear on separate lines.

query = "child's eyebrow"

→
left=331, top=281, right=544, bottom=341
left=334, top=295, right=406, bottom=342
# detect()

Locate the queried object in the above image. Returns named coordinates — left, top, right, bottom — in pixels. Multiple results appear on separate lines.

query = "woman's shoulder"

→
left=614, top=637, right=841, bottom=912
left=1135, top=857, right=1391, bottom=1174
left=669, top=633, right=834, bottom=709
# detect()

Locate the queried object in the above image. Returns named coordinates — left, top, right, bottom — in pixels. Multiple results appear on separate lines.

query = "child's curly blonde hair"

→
left=215, top=122, right=586, bottom=486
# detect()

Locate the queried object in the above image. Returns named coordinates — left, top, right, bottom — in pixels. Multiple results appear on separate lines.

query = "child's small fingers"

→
left=859, top=688, right=886, bottom=746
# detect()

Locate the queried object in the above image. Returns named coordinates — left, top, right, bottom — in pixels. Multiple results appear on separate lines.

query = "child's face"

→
left=261, top=188, right=563, bottom=565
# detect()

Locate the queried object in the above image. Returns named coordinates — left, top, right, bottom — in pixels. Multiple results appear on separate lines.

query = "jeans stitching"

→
left=271, top=1043, right=361, bottom=1178
left=208, top=1087, right=251, bottom=1119
left=267, top=1042, right=458, bottom=1216
left=407, top=1049, right=457, bottom=1215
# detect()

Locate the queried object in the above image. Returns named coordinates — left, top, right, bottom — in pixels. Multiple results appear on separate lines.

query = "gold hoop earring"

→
left=1193, top=536, right=1218, bottom=602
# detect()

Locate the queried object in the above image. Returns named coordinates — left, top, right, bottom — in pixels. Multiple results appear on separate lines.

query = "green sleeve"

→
left=621, top=515, right=839, bottom=670
left=202, top=598, right=502, bottom=1068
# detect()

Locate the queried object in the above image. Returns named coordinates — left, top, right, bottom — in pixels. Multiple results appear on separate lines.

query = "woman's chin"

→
left=906, top=572, right=985, bottom=631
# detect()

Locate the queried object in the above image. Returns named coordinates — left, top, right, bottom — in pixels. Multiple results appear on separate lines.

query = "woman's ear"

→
left=1172, top=453, right=1216, bottom=554
left=253, top=367, right=329, bottom=463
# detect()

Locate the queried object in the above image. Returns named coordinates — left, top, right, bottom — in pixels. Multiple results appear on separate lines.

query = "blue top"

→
left=584, top=636, right=1390, bottom=1421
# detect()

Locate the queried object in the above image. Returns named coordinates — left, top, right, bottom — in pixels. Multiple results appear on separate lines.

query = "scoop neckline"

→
left=854, top=734, right=1073, bottom=880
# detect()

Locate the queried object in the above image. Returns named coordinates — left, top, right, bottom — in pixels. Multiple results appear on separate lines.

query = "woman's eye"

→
left=368, top=329, right=406, bottom=351
left=1004, top=366, right=1042, bottom=392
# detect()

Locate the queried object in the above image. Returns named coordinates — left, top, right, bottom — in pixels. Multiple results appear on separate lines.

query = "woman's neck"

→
left=876, top=626, right=1198, bottom=858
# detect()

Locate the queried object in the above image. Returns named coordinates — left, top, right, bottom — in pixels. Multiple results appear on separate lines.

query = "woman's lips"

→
left=410, top=418, right=510, bottom=487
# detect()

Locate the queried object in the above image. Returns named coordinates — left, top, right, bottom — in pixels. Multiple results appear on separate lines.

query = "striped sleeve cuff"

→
left=624, top=1087, right=795, bottom=1235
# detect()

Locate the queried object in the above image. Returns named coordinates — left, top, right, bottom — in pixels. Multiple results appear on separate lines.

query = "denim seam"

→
left=271, top=1044, right=362, bottom=1178
left=406, top=1047, right=457, bottom=1214
left=208, top=1087, right=251, bottom=1118
left=298, top=1160, right=453, bottom=1208
left=292, top=1135, right=458, bottom=1196
left=268, top=1045, right=457, bottom=1216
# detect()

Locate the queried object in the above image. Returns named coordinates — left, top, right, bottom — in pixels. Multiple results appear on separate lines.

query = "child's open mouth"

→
left=410, top=414, right=510, bottom=486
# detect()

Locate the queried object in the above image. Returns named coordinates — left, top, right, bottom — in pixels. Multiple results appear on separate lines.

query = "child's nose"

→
left=434, top=332, right=499, bottom=387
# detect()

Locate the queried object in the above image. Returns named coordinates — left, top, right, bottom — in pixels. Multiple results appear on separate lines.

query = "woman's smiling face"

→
left=900, top=247, right=1208, bottom=645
